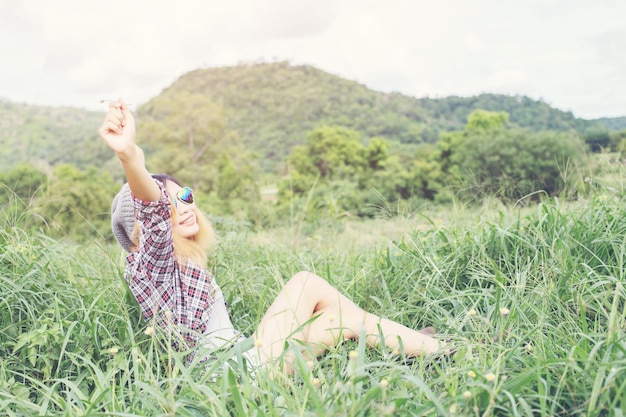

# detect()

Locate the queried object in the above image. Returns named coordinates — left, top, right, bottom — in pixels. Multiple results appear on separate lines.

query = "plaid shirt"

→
left=124, top=180, right=219, bottom=348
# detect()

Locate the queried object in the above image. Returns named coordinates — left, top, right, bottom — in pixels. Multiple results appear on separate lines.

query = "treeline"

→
left=3, top=105, right=626, bottom=246
left=0, top=163, right=118, bottom=243
left=280, top=110, right=626, bottom=217
left=0, top=101, right=106, bottom=171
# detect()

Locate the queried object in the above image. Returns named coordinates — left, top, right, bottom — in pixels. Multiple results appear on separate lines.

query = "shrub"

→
left=454, top=129, right=585, bottom=202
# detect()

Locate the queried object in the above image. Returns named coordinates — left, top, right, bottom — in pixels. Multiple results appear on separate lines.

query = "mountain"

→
left=1, top=62, right=623, bottom=174
left=143, top=62, right=610, bottom=171
left=594, top=116, right=626, bottom=131
left=0, top=100, right=105, bottom=172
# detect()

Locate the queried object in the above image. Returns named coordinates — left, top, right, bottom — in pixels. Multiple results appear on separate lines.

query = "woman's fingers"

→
left=99, top=119, right=122, bottom=136
left=99, top=102, right=127, bottom=136
left=99, top=112, right=123, bottom=134
left=118, top=98, right=135, bottom=129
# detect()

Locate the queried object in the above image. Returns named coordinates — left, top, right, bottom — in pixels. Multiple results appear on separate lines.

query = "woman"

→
left=100, top=99, right=445, bottom=373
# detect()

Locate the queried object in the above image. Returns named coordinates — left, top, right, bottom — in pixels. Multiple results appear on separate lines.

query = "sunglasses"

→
left=173, top=186, right=194, bottom=207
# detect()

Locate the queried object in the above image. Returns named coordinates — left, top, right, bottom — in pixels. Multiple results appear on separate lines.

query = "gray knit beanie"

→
left=111, top=183, right=135, bottom=252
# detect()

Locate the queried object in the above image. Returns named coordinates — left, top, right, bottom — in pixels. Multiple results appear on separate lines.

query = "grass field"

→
left=1, top=190, right=625, bottom=416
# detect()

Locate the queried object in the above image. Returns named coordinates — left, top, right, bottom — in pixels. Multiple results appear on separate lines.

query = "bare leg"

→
left=252, top=271, right=445, bottom=370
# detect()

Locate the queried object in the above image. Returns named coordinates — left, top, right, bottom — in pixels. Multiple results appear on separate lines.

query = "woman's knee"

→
left=286, top=271, right=324, bottom=291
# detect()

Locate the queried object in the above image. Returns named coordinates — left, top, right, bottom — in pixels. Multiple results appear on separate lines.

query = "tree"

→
left=211, top=147, right=261, bottom=217
left=40, top=164, right=119, bottom=242
left=466, top=109, right=509, bottom=132
left=0, top=164, right=47, bottom=206
left=363, top=137, right=389, bottom=171
left=0, top=164, right=48, bottom=230
left=437, top=130, right=466, bottom=180
left=138, top=91, right=263, bottom=220
left=292, top=126, right=366, bottom=180
left=583, top=129, right=611, bottom=153
left=456, top=129, right=585, bottom=202
left=138, top=91, right=229, bottom=193
left=281, top=127, right=398, bottom=218
left=611, top=129, right=626, bottom=157
left=408, top=144, right=443, bottom=201
left=431, top=109, right=587, bottom=203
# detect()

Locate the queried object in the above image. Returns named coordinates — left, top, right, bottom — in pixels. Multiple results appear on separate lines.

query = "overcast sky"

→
left=1, top=0, right=625, bottom=119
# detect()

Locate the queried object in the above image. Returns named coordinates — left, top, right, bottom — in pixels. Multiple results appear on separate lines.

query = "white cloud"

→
left=0, top=0, right=624, bottom=118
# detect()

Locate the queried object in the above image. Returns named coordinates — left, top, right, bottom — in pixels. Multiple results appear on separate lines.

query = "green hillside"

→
left=0, top=101, right=105, bottom=171
left=417, top=93, right=598, bottom=132
left=595, top=116, right=626, bottom=131
left=144, top=62, right=607, bottom=172
left=0, top=62, right=622, bottom=174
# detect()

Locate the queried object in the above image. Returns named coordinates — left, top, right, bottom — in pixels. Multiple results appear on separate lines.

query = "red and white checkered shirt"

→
left=124, top=180, right=219, bottom=348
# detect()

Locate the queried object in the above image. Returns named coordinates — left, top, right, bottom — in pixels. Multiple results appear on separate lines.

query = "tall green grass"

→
left=1, top=192, right=625, bottom=416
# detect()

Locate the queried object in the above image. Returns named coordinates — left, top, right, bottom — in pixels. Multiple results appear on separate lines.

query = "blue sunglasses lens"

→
left=176, top=187, right=194, bottom=205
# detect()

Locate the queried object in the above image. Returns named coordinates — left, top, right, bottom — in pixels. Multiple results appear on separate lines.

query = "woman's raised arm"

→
left=98, top=98, right=159, bottom=202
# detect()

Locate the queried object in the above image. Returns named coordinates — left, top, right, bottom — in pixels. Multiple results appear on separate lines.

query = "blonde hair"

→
left=170, top=205, right=216, bottom=266
left=130, top=209, right=216, bottom=266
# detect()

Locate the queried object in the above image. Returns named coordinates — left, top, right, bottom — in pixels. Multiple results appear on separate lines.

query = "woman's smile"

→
left=179, top=215, right=196, bottom=226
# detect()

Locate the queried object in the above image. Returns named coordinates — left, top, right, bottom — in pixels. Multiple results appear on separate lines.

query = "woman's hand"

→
left=98, top=98, right=137, bottom=159
left=99, top=98, right=160, bottom=201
